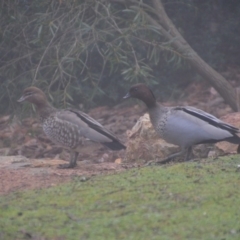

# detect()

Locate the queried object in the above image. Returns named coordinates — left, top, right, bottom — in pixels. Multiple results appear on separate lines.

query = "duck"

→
left=123, top=83, right=240, bottom=163
left=18, top=87, right=126, bottom=168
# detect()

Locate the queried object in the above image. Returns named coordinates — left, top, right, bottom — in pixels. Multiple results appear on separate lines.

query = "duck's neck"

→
left=141, top=96, right=157, bottom=109
left=36, top=103, right=57, bottom=122
left=146, top=101, right=157, bottom=109
left=148, top=102, right=167, bottom=131
left=140, top=88, right=157, bottom=109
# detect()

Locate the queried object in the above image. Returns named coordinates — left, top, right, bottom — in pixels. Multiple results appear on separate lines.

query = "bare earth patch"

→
left=0, top=156, right=127, bottom=195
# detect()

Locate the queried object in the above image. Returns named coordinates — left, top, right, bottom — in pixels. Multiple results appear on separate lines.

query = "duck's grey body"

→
left=42, top=110, right=121, bottom=150
left=124, top=83, right=240, bottom=163
left=149, top=105, right=239, bottom=149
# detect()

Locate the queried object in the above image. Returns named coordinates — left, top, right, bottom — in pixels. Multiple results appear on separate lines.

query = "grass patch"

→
left=1, top=156, right=240, bottom=239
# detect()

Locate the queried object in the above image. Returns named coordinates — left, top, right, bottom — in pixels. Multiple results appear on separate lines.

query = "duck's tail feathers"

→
left=103, top=141, right=126, bottom=151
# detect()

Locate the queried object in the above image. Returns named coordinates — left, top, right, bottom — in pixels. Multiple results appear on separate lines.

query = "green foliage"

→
left=0, top=0, right=186, bottom=114
left=1, top=156, right=240, bottom=239
left=1, top=0, right=240, bottom=114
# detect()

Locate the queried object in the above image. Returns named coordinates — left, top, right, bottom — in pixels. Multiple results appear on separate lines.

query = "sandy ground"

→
left=0, top=156, right=136, bottom=195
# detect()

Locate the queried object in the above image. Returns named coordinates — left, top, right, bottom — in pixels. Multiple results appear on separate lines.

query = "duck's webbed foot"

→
left=145, top=147, right=193, bottom=166
left=58, top=163, right=76, bottom=169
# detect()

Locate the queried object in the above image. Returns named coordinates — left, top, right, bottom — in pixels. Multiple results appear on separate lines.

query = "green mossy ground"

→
left=1, top=156, right=240, bottom=240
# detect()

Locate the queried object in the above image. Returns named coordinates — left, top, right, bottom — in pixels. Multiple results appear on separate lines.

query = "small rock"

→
left=115, top=158, right=122, bottom=164
left=215, top=112, right=240, bottom=155
left=125, top=114, right=179, bottom=162
left=236, top=165, right=240, bottom=172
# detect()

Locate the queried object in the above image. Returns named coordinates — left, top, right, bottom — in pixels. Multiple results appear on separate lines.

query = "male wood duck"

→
left=124, top=83, right=240, bottom=163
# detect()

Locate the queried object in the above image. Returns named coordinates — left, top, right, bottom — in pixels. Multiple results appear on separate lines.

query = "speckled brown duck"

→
left=18, top=87, right=126, bottom=168
left=124, top=83, right=240, bottom=163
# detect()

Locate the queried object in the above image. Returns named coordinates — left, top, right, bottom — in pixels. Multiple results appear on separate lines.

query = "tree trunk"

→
left=148, top=0, right=238, bottom=111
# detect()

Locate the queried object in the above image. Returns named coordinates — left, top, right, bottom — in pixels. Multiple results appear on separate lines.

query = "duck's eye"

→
left=132, top=87, right=138, bottom=92
left=25, top=92, right=33, bottom=97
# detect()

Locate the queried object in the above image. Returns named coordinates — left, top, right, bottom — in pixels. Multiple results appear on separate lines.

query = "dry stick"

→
left=150, top=0, right=238, bottom=111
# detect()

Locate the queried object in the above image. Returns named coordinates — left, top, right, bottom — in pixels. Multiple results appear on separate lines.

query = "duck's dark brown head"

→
left=18, top=87, right=48, bottom=108
left=123, top=83, right=156, bottom=108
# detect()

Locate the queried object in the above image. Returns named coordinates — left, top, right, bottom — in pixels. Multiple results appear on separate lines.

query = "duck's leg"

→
left=185, top=146, right=193, bottom=161
left=58, top=151, right=79, bottom=169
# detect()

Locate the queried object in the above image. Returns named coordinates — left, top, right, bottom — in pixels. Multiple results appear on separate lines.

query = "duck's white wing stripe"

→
left=73, top=110, right=104, bottom=128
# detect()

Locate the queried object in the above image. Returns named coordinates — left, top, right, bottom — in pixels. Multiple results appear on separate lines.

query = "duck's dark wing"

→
left=175, top=106, right=239, bottom=134
left=68, top=109, right=126, bottom=150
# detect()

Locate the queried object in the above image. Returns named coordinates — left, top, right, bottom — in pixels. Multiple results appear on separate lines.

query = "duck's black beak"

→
left=17, top=95, right=26, bottom=103
left=123, top=92, right=131, bottom=99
